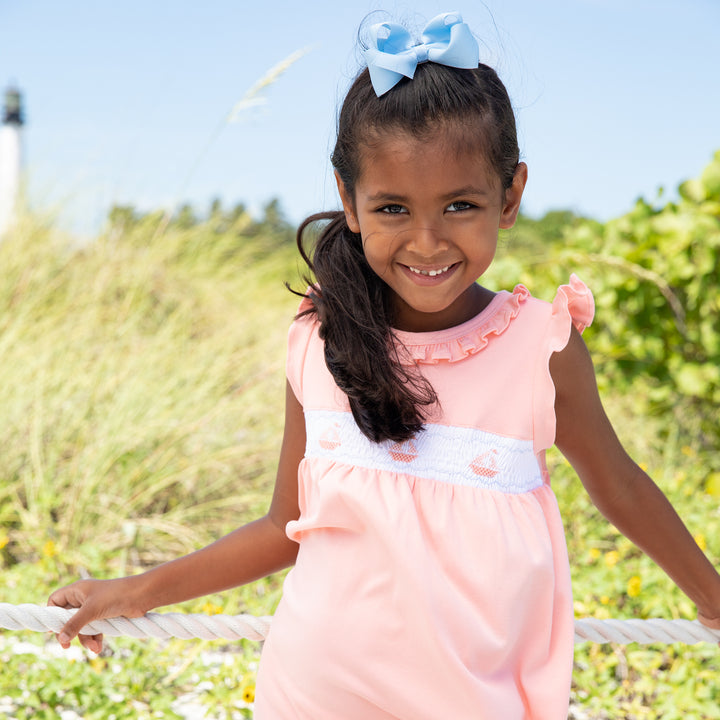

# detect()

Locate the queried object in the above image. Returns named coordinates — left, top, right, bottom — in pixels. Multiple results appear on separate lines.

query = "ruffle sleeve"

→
left=533, top=274, right=595, bottom=454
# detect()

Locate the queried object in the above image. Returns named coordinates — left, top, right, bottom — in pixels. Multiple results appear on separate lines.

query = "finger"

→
left=47, top=589, right=74, bottom=609
left=79, top=633, right=104, bottom=655
left=57, top=606, right=97, bottom=648
left=48, top=582, right=87, bottom=610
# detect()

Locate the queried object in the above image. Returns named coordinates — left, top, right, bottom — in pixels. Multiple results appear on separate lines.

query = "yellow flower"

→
left=0, top=532, right=9, bottom=550
left=201, top=601, right=223, bottom=615
left=705, top=473, right=720, bottom=497
left=600, top=595, right=610, bottom=606
left=627, top=576, right=642, bottom=598
left=573, top=600, right=589, bottom=617
left=89, top=657, right=106, bottom=673
left=242, top=684, right=256, bottom=703
left=638, top=462, right=648, bottom=472
left=42, top=540, right=57, bottom=558
left=588, top=548, right=601, bottom=561
left=604, top=550, right=620, bottom=568
left=681, top=445, right=694, bottom=457
left=695, top=534, right=707, bottom=552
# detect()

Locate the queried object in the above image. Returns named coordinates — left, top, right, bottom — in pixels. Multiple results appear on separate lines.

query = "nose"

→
left=403, top=224, right=448, bottom=256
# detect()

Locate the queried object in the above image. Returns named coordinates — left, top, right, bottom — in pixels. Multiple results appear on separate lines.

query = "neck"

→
left=392, top=283, right=495, bottom=332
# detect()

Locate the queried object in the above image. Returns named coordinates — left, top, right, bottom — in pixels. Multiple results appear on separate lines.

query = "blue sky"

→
left=1, top=0, right=718, bottom=235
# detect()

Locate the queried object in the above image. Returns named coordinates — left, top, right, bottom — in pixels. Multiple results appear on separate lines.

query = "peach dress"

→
left=254, top=276, right=594, bottom=719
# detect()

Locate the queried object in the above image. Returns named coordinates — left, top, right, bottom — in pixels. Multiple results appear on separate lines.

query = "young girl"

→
left=49, top=12, right=720, bottom=719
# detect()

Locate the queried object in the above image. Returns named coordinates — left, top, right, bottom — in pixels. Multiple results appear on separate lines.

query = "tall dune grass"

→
left=0, top=213, right=300, bottom=572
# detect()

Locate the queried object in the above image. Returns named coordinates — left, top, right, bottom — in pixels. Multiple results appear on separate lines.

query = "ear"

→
left=334, top=170, right=361, bottom=234
left=499, top=162, right=528, bottom=229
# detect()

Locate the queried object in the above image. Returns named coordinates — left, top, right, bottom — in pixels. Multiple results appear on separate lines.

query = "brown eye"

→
left=447, top=201, right=474, bottom=212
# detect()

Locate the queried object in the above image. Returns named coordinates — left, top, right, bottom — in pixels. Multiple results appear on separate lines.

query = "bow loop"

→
left=363, top=12, right=479, bottom=96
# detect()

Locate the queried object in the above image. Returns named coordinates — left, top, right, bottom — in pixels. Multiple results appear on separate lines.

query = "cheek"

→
left=363, top=248, right=389, bottom=278
left=362, top=233, right=397, bottom=276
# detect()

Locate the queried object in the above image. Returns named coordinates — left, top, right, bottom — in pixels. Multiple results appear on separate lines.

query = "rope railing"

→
left=1, top=603, right=719, bottom=646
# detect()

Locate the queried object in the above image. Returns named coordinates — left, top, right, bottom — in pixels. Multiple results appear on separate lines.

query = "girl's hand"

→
left=47, top=577, right=147, bottom=654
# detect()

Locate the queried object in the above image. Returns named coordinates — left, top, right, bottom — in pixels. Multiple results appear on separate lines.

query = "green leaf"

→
left=678, top=177, right=706, bottom=203
left=700, top=150, right=720, bottom=199
left=674, top=363, right=713, bottom=396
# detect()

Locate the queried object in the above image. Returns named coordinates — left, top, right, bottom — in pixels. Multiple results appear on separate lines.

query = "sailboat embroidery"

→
left=319, top=423, right=342, bottom=450
left=388, top=440, right=418, bottom=463
left=469, top=449, right=500, bottom=478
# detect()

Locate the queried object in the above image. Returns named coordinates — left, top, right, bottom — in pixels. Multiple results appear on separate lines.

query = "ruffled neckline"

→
left=392, top=284, right=530, bottom=365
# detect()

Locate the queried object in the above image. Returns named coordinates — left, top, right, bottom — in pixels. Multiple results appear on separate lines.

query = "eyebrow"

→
left=442, top=185, right=492, bottom=199
left=365, top=186, right=492, bottom=203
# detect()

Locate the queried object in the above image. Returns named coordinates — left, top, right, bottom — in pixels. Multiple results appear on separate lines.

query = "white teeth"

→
left=409, top=265, right=451, bottom=277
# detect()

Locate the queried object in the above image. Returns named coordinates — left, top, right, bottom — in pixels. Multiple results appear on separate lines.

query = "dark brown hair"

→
left=294, top=62, right=520, bottom=443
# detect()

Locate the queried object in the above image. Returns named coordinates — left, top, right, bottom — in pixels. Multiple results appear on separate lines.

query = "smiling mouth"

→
left=407, top=264, right=455, bottom=277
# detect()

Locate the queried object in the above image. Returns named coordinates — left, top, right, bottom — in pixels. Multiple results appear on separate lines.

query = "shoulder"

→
left=547, top=276, right=597, bottom=407
left=524, top=275, right=595, bottom=356
left=286, top=291, right=322, bottom=405
left=550, top=326, right=596, bottom=400
left=288, top=290, right=320, bottom=339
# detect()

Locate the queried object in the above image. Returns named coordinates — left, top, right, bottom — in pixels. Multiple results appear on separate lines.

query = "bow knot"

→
left=413, top=45, right=430, bottom=63
left=363, top=12, right=479, bottom=97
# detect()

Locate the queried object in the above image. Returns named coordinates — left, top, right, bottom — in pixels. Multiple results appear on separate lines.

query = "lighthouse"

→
left=0, top=86, right=24, bottom=237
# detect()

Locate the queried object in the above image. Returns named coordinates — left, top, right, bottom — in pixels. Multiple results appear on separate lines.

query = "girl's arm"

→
left=550, top=328, right=720, bottom=628
left=48, top=381, right=305, bottom=652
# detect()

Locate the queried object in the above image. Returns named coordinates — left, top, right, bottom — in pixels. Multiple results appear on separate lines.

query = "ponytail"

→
left=293, top=211, right=436, bottom=443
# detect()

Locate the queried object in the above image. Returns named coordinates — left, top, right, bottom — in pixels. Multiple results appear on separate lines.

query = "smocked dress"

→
left=254, top=276, right=594, bottom=720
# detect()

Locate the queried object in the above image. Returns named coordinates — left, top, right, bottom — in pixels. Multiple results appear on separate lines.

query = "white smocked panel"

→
left=304, top=409, right=543, bottom=494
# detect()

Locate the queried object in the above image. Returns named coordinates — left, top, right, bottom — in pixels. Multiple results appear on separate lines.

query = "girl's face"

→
left=336, top=127, right=527, bottom=332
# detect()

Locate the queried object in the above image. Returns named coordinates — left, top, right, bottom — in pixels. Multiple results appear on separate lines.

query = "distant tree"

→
left=209, top=197, right=223, bottom=219
left=250, top=198, right=294, bottom=245
left=228, top=202, right=247, bottom=223
left=173, top=203, right=197, bottom=230
left=107, top=204, right=140, bottom=233
left=208, top=197, right=231, bottom=234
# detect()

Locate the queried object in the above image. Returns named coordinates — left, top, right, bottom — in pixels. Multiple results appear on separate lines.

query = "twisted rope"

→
left=0, top=604, right=271, bottom=642
left=573, top=617, right=720, bottom=645
left=1, top=604, right=719, bottom=645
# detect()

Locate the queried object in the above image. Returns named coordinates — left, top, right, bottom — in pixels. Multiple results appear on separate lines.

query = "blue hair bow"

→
left=363, top=12, right=479, bottom=97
